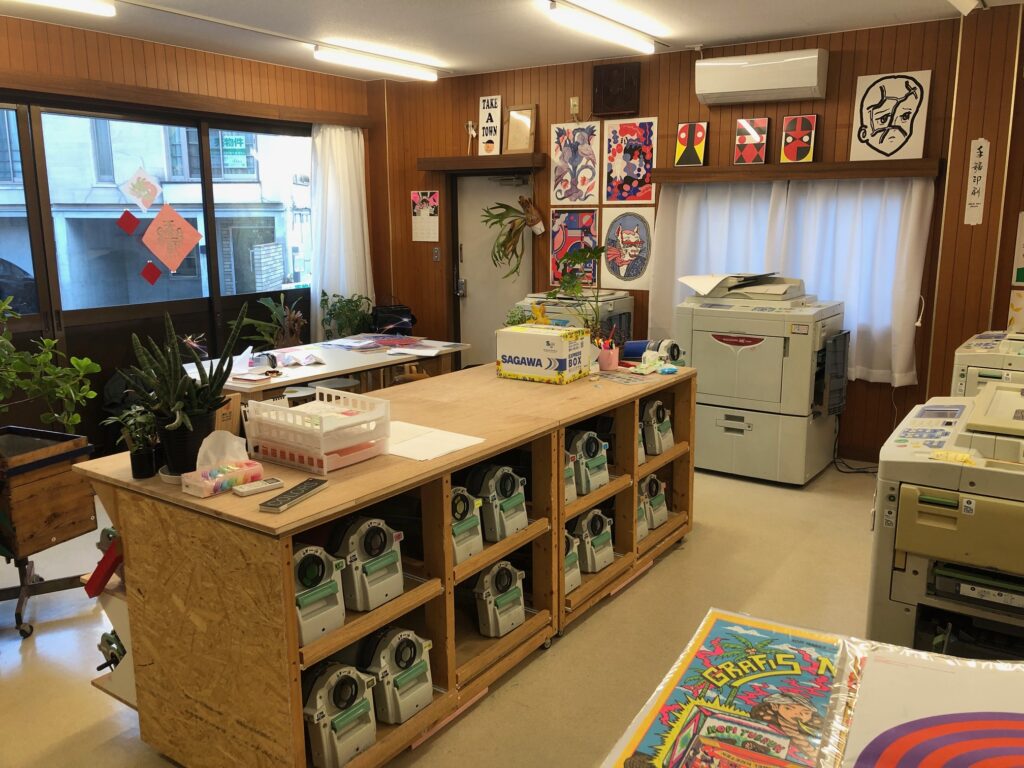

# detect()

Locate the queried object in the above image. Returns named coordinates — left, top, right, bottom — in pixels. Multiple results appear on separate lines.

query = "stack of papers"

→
left=387, top=421, right=484, bottom=461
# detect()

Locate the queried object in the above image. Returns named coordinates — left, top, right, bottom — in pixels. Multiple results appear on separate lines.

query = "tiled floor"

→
left=0, top=468, right=876, bottom=767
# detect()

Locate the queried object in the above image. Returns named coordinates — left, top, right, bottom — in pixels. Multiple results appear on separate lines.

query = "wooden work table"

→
left=75, top=364, right=696, bottom=768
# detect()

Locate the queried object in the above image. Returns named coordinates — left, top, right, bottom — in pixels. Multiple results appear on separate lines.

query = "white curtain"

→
left=650, top=177, right=934, bottom=385
left=311, top=124, right=374, bottom=341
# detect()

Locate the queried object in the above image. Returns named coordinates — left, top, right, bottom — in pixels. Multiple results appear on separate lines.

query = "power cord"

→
left=832, top=414, right=879, bottom=475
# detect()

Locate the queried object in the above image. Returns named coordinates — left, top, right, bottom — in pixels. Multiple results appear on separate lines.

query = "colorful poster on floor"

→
left=119, top=166, right=162, bottom=211
left=601, top=208, right=653, bottom=290
left=141, top=204, right=202, bottom=272
left=840, top=646, right=1024, bottom=767
left=603, top=609, right=845, bottom=768
left=551, top=121, right=600, bottom=205
left=479, top=95, right=502, bottom=156
left=411, top=190, right=440, bottom=242
left=603, top=117, right=657, bottom=205
left=550, top=208, right=599, bottom=287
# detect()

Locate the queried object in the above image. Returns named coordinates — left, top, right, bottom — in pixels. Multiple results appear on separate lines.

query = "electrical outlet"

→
left=570, top=96, right=580, bottom=115
left=432, top=247, right=440, bottom=262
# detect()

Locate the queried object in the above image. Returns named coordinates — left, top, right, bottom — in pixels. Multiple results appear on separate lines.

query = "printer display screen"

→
left=915, top=405, right=965, bottom=420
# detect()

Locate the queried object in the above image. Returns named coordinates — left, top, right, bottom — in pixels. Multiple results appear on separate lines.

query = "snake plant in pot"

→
left=120, top=304, right=247, bottom=474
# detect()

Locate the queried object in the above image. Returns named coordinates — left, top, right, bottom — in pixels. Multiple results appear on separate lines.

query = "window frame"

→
left=90, top=117, right=115, bottom=184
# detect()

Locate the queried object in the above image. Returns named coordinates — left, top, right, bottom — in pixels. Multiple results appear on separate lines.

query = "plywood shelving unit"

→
left=75, top=365, right=694, bottom=767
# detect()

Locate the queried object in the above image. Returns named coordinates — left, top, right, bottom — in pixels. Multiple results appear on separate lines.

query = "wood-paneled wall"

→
left=373, top=16, right=976, bottom=459
left=0, top=14, right=368, bottom=123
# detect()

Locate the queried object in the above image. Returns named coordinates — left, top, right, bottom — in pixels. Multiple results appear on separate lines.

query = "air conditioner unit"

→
left=695, top=49, right=828, bottom=105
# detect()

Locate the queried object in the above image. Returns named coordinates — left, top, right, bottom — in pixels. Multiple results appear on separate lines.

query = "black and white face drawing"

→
left=856, top=75, right=925, bottom=157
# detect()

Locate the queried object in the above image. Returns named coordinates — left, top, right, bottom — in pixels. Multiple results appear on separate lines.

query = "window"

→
left=91, top=118, right=114, bottom=182
left=650, top=178, right=935, bottom=385
left=41, top=112, right=209, bottom=310
left=0, top=109, right=22, bottom=184
left=0, top=107, right=36, bottom=314
left=167, top=127, right=257, bottom=181
left=212, top=130, right=311, bottom=295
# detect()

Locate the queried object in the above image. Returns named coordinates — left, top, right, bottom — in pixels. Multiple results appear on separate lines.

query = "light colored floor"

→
left=0, top=467, right=876, bottom=768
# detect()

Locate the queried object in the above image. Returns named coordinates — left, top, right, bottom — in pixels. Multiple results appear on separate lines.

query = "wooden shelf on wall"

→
left=651, top=158, right=943, bottom=185
left=416, top=152, right=546, bottom=174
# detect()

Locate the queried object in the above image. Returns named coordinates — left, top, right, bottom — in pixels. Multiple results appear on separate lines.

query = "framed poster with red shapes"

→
left=781, top=115, right=817, bottom=163
left=602, top=117, right=657, bottom=205
left=734, top=117, right=768, bottom=165
left=550, top=208, right=599, bottom=287
left=674, top=122, right=708, bottom=167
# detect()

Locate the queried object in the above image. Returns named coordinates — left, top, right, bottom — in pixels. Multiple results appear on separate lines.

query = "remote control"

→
left=258, top=478, right=328, bottom=513
left=232, top=478, right=284, bottom=497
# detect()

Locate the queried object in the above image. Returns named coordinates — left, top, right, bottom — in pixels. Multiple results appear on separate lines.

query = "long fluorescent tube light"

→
left=538, top=0, right=655, bottom=55
left=7, top=0, right=116, bottom=16
left=313, top=45, right=438, bottom=82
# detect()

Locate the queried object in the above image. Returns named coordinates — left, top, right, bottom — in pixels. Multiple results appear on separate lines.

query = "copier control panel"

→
left=891, top=405, right=966, bottom=450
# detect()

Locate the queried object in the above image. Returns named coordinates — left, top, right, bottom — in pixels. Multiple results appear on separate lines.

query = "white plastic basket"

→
left=243, top=386, right=389, bottom=474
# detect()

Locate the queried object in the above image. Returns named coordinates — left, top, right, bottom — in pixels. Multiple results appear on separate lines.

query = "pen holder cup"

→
left=597, top=347, right=619, bottom=371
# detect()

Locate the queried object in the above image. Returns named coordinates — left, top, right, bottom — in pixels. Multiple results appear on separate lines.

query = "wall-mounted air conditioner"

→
left=695, top=49, right=828, bottom=105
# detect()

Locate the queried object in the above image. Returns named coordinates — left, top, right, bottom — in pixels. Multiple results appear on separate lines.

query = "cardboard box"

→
left=496, top=325, right=590, bottom=385
left=215, top=392, right=241, bottom=435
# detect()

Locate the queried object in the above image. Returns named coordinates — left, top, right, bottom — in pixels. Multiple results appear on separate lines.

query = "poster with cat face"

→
left=601, top=208, right=654, bottom=290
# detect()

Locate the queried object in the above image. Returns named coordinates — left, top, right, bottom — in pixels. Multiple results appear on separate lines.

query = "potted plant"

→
left=547, top=244, right=607, bottom=338
left=120, top=304, right=247, bottom=475
left=504, top=305, right=532, bottom=327
left=101, top=405, right=160, bottom=479
left=481, top=196, right=545, bottom=278
left=0, top=295, right=100, bottom=433
left=232, top=293, right=306, bottom=350
left=320, top=291, right=373, bottom=339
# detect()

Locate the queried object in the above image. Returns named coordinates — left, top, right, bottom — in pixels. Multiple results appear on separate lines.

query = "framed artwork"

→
left=674, top=122, right=707, bottom=167
left=734, top=118, right=768, bottom=165
left=850, top=71, right=931, bottom=161
left=780, top=115, right=817, bottom=163
left=551, top=121, right=600, bottom=205
left=601, top=207, right=654, bottom=290
left=504, top=104, right=536, bottom=153
left=603, top=117, right=657, bottom=205
left=550, top=208, right=599, bottom=287
left=478, top=95, right=502, bottom=156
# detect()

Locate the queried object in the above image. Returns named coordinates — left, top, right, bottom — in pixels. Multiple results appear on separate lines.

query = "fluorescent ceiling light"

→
left=537, top=0, right=656, bottom=55
left=313, top=45, right=438, bottom=81
left=571, top=0, right=670, bottom=37
left=323, top=38, right=446, bottom=70
left=7, top=0, right=116, bottom=16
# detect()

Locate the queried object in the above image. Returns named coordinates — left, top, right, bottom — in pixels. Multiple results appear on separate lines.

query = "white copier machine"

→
left=951, top=331, right=1024, bottom=396
left=518, top=289, right=634, bottom=343
left=673, top=274, right=846, bottom=485
left=869, top=383, right=1024, bottom=658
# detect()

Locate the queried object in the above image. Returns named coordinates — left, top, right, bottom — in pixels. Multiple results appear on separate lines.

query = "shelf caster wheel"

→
left=18, top=623, right=33, bottom=639
left=556, top=629, right=565, bottom=638
left=542, top=638, right=552, bottom=650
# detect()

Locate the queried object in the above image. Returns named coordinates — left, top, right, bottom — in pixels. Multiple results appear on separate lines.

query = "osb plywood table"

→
left=75, top=364, right=696, bottom=767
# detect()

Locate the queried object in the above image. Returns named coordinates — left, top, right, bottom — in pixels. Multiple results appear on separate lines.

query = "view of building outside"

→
left=0, top=107, right=37, bottom=314
left=30, top=112, right=311, bottom=312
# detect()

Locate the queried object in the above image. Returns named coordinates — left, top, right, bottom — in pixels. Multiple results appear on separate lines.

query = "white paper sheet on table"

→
left=387, top=420, right=484, bottom=460
left=386, top=346, right=441, bottom=358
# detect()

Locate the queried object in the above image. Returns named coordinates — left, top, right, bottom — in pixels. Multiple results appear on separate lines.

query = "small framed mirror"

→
left=504, top=104, right=536, bottom=153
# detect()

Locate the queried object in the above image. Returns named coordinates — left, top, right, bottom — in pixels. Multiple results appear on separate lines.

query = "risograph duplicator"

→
left=673, top=274, right=847, bottom=485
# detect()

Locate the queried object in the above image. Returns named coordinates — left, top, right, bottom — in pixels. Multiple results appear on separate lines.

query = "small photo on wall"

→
left=780, top=115, right=817, bottom=163
left=674, top=122, right=708, bottom=167
left=734, top=118, right=768, bottom=165
left=550, top=208, right=599, bottom=287
left=601, top=208, right=654, bottom=290
left=603, top=117, right=657, bottom=205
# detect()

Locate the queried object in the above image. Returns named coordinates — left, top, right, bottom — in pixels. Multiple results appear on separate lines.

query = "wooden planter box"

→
left=0, top=426, right=95, bottom=559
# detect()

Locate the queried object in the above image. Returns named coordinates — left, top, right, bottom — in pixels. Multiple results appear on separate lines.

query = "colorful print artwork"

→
left=601, top=208, right=653, bottom=291
left=606, top=610, right=844, bottom=768
left=550, top=208, right=599, bottom=287
left=734, top=118, right=769, bottom=165
left=675, top=122, right=708, bottom=166
left=603, top=117, right=657, bottom=205
left=781, top=115, right=817, bottom=163
left=551, top=122, right=600, bottom=205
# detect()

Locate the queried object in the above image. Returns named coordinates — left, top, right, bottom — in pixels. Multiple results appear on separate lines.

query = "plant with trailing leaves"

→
left=232, top=293, right=306, bottom=351
left=101, top=405, right=158, bottom=453
left=0, top=295, right=100, bottom=433
left=547, top=244, right=606, bottom=336
left=320, top=291, right=373, bottom=339
left=120, top=304, right=247, bottom=431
